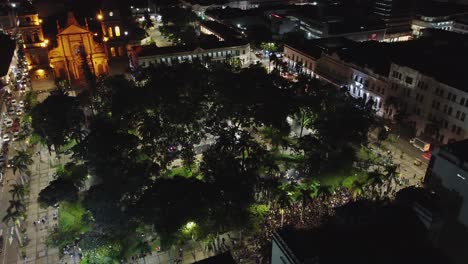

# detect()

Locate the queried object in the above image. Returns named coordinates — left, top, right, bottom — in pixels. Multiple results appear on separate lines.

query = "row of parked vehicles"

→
left=2, top=98, right=24, bottom=143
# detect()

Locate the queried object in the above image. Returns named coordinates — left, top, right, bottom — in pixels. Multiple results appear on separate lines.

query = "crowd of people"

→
left=230, top=188, right=353, bottom=263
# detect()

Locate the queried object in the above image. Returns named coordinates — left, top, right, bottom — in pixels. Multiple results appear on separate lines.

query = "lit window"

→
left=110, top=47, right=116, bottom=57
left=109, top=11, right=114, bottom=17
left=108, top=27, right=113, bottom=37
left=114, top=26, right=121, bottom=37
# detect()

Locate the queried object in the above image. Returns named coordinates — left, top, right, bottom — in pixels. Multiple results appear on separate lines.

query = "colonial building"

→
left=129, top=40, right=251, bottom=69
left=17, top=5, right=48, bottom=67
left=284, top=29, right=468, bottom=144
left=49, top=12, right=108, bottom=84
left=97, top=8, right=127, bottom=59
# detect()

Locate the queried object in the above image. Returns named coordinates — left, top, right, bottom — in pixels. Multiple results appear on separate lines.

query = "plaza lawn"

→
left=310, top=167, right=369, bottom=191
left=48, top=201, right=91, bottom=249
left=57, top=139, right=77, bottom=154
left=165, top=166, right=204, bottom=180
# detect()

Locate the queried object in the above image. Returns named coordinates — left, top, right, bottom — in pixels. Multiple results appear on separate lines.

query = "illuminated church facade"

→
left=49, top=12, right=108, bottom=82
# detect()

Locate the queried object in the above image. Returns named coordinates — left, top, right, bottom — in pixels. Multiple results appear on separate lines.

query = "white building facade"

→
left=131, top=42, right=251, bottom=68
left=389, top=63, right=468, bottom=144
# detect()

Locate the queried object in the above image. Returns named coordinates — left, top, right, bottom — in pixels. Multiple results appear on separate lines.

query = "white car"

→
left=12, top=131, right=19, bottom=141
left=18, top=100, right=24, bottom=108
left=10, top=99, right=16, bottom=106
left=3, top=118, right=13, bottom=127
left=16, top=109, right=23, bottom=116
left=2, top=134, right=10, bottom=142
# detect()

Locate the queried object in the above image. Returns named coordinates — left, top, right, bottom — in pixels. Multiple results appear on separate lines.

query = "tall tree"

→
left=9, top=184, right=26, bottom=200
left=10, top=150, right=33, bottom=175
left=31, top=89, right=85, bottom=149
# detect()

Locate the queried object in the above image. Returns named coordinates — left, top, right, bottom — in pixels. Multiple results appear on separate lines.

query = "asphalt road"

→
left=0, top=91, right=25, bottom=264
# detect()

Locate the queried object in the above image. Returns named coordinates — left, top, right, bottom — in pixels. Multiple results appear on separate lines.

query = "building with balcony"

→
left=16, top=5, right=49, bottom=67
left=285, top=29, right=468, bottom=144
left=129, top=40, right=250, bottom=69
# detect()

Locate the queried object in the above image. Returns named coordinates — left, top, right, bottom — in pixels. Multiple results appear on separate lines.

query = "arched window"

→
left=108, top=27, right=113, bottom=37
left=114, top=26, right=121, bottom=37
left=110, top=47, right=116, bottom=57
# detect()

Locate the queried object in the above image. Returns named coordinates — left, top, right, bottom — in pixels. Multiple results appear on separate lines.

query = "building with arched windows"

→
left=48, top=12, right=108, bottom=84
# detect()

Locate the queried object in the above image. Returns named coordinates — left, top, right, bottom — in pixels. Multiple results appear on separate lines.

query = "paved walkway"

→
left=20, top=148, right=64, bottom=264
left=133, top=232, right=243, bottom=264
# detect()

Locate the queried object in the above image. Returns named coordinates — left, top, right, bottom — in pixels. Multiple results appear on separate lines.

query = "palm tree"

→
left=297, top=181, right=320, bottom=221
left=2, top=209, right=24, bottom=226
left=9, top=184, right=26, bottom=200
left=366, top=170, right=384, bottom=199
left=11, top=150, right=33, bottom=175
left=7, top=200, right=26, bottom=213
left=269, top=53, right=280, bottom=73
left=351, top=180, right=366, bottom=199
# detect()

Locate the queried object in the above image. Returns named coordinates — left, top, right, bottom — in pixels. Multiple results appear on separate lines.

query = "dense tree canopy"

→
left=33, top=60, right=376, bottom=258
left=30, top=89, right=85, bottom=149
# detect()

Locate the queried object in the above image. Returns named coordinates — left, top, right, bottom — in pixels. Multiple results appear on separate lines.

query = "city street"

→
left=0, top=74, right=29, bottom=264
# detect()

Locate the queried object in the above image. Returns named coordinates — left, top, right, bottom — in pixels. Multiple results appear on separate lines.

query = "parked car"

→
left=16, top=109, right=23, bottom=116
left=10, top=99, right=16, bottom=106
left=12, top=123, right=20, bottom=132
left=8, top=108, right=15, bottom=115
left=3, top=118, right=13, bottom=127
left=2, top=134, right=10, bottom=142
left=12, top=131, right=19, bottom=141
left=18, top=100, right=24, bottom=108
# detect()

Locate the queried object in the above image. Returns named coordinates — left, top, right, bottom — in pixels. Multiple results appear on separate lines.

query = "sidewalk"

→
left=134, top=232, right=245, bottom=264
left=20, top=148, right=64, bottom=264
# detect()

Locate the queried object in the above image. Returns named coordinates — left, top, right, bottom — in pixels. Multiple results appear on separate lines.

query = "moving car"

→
left=10, top=99, right=17, bottom=106
left=18, top=100, right=24, bottom=108
left=16, top=109, right=23, bottom=116
left=8, top=108, right=15, bottom=115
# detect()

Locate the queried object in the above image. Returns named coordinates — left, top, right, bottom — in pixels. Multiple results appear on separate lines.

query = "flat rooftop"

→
left=441, top=139, right=468, bottom=164
left=200, top=20, right=243, bottom=40
left=276, top=203, right=451, bottom=264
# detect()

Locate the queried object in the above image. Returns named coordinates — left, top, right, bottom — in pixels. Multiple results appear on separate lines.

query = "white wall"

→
left=432, top=150, right=468, bottom=226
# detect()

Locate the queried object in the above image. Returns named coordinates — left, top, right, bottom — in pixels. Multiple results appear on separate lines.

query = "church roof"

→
left=58, top=12, right=90, bottom=35
left=58, top=24, right=90, bottom=35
